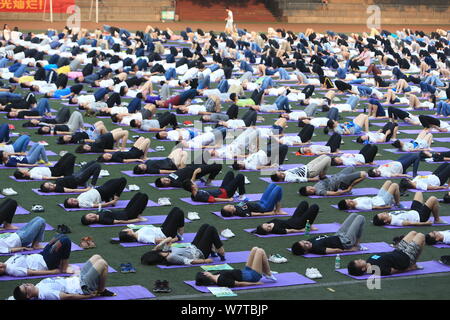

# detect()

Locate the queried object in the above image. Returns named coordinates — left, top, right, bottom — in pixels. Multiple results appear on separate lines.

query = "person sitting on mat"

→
left=13, top=152, right=77, bottom=180
left=390, top=129, right=433, bottom=152
left=96, top=136, right=150, bottom=163
left=154, top=163, right=222, bottom=188
left=220, top=183, right=288, bottom=217
left=372, top=191, right=445, bottom=226
left=81, top=192, right=148, bottom=225
left=0, top=198, right=19, bottom=230
left=63, top=177, right=127, bottom=209
left=141, top=223, right=226, bottom=266
left=0, top=216, right=46, bottom=254
left=13, top=254, right=116, bottom=300
left=330, top=144, right=378, bottom=166
left=182, top=171, right=247, bottom=203
left=399, top=163, right=450, bottom=191
left=367, top=153, right=422, bottom=178
left=114, top=207, right=185, bottom=245
left=291, top=213, right=367, bottom=255
left=0, top=234, right=74, bottom=277
left=337, top=180, right=403, bottom=211
left=195, top=247, right=277, bottom=288
left=355, top=122, right=398, bottom=144
left=252, top=200, right=319, bottom=235
left=271, top=155, right=331, bottom=183
left=299, top=166, right=367, bottom=196
left=425, top=229, right=450, bottom=246
left=347, top=231, right=426, bottom=276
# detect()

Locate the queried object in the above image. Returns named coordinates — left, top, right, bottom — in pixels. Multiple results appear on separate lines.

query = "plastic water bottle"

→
left=168, top=103, right=172, bottom=111
left=304, top=220, right=311, bottom=235
left=335, top=254, right=341, bottom=269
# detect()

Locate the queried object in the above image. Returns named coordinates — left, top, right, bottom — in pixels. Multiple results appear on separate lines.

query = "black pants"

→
left=196, top=163, right=222, bottom=181
left=302, top=85, right=315, bottom=99
left=327, top=107, right=339, bottom=121
left=286, top=201, right=319, bottom=229
left=267, top=141, right=289, bottom=166
left=226, top=104, right=239, bottom=119
left=0, top=198, right=17, bottom=225
left=419, top=115, right=440, bottom=128
left=157, top=111, right=178, bottom=128
left=298, top=124, right=314, bottom=143
left=40, top=234, right=71, bottom=270
left=97, top=177, right=127, bottom=201
left=388, top=106, right=409, bottom=120
left=326, top=132, right=342, bottom=152
left=106, top=92, right=121, bottom=108
left=242, top=109, right=257, bottom=127
left=359, top=144, right=378, bottom=163
left=110, top=192, right=149, bottom=219
left=433, top=163, right=450, bottom=185
left=55, top=107, right=71, bottom=124
left=433, top=151, right=450, bottom=162
left=56, top=74, right=68, bottom=89
left=191, top=224, right=223, bottom=258
left=161, top=207, right=185, bottom=237
left=50, top=153, right=76, bottom=177
left=74, top=161, right=101, bottom=186
left=250, top=89, right=264, bottom=105
left=82, top=63, right=94, bottom=76
left=70, top=84, right=83, bottom=95
left=381, top=122, right=398, bottom=142
left=220, top=171, right=246, bottom=196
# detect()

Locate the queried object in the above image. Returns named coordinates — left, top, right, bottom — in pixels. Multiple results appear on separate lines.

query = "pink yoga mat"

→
left=59, top=199, right=160, bottom=211
left=88, top=215, right=191, bottom=228
left=157, top=250, right=251, bottom=269
left=244, top=223, right=341, bottom=238
left=0, top=223, right=53, bottom=233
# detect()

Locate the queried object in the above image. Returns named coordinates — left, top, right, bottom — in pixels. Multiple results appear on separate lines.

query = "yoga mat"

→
left=368, top=171, right=432, bottom=180
left=408, top=187, right=450, bottom=193
left=309, top=187, right=379, bottom=198
left=121, top=170, right=165, bottom=177
left=400, top=129, right=449, bottom=134
left=180, top=193, right=262, bottom=205
left=0, top=162, right=55, bottom=169
left=14, top=206, right=30, bottom=215
left=383, top=216, right=450, bottom=229
left=244, top=223, right=341, bottom=238
left=59, top=199, right=161, bottom=211
left=0, top=242, right=83, bottom=256
left=0, top=223, right=53, bottom=234
left=212, top=207, right=296, bottom=220
left=433, top=137, right=450, bottom=142
left=157, top=250, right=251, bottom=269
left=112, top=232, right=228, bottom=248
left=185, top=272, right=316, bottom=292
left=88, top=215, right=191, bottom=228
left=369, top=122, right=412, bottom=127
left=336, top=260, right=450, bottom=280
left=0, top=264, right=116, bottom=281
left=89, top=285, right=156, bottom=300
left=331, top=201, right=413, bottom=213
left=384, top=147, right=450, bottom=154
left=298, top=242, right=393, bottom=258
left=433, top=244, right=450, bottom=249
left=32, top=188, right=131, bottom=196
left=148, top=180, right=223, bottom=190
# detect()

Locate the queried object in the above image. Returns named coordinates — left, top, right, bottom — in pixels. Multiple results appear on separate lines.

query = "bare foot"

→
left=434, top=219, right=446, bottom=224
left=311, top=226, right=318, bottom=231
left=138, top=217, right=148, bottom=222
left=276, top=211, right=289, bottom=215
left=3, top=224, right=19, bottom=230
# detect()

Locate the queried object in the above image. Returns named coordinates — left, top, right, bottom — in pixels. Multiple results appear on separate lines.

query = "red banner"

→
left=0, top=0, right=74, bottom=13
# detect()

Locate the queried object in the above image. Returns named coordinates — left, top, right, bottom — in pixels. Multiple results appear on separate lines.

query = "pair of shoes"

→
left=153, top=280, right=172, bottom=293
left=31, top=204, right=44, bottom=212
left=128, top=184, right=140, bottom=191
left=221, top=229, right=235, bottom=238
left=37, top=159, right=46, bottom=164
left=262, top=273, right=277, bottom=283
left=158, top=198, right=171, bottom=206
left=244, top=176, right=251, bottom=184
left=268, top=254, right=288, bottom=264
left=120, top=263, right=136, bottom=273
left=80, top=236, right=96, bottom=249
left=56, top=224, right=71, bottom=234
left=183, top=120, right=193, bottom=126
left=97, top=289, right=116, bottom=297
left=187, top=212, right=200, bottom=220
left=155, top=146, right=165, bottom=151
left=236, top=195, right=249, bottom=202
left=2, top=188, right=17, bottom=196
left=99, top=169, right=110, bottom=177
left=305, top=267, right=322, bottom=279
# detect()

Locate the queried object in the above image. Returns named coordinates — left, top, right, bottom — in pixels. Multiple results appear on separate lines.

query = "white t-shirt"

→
left=0, top=233, right=22, bottom=253
left=226, top=119, right=246, bottom=129
left=77, top=95, right=96, bottom=105
left=378, top=161, right=403, bottom=177
left=244, top=150, right=269, bottom=170
left=402, top=139, right=429, bottom=151
left=0, top=143, right=14, bottom=153
left=367, top=132, right=385, bottom=143
left=389, top=210, right=420, bottom=226
left=288, top=111, right=307, bottom=121
left=279, top=135, right=302, bottom=146
left=441, top=230, right=450, bottom=244
left=187, top=104, right=206, bottom=115
left=186, top=131, right=215, bottom=149
left=439, top=120, right=450, bottom=130
left=36, top=276, right=83, bottom=300
left=284, top=165, right=308, bottom=182
left=167, top=129, right=190, bottom=141
left=354, top=196, right=386, bottom=210
left=29, top=167, right=52, bottom=180
left=77, top=189, right=102, bottom=208
left=136, top=226, right=166, bottom=244
left=412, top=174, right=441, bottom=190
left=311, top=145, right=331, bottom=154
left=309, top=118, right=329, bottom=128
left=120, top=113, right=142, bottom=126
left=341, top=153, right=365, bottom=166
left=5, top=254, right=48, bottom=277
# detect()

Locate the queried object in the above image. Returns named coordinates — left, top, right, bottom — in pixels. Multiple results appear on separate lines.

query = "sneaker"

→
left=221, top=228, right=235, bottom=238
left=31, top=204, right=44, bottom=212
left=120, top=263, right=130, bottom=273
left=126, top=263, right=136, bottom=273
left=128, top=184, right=140, bottom=191
left=176, top=233, right=184, bottom=241
left=305, top=268, right=315, bottom=279
left=2, top=188, right=17, bottom=196
left=237, top=195, right=249, bottom=202
left=37, top=160, right=46, bottom=164
left=397, top=203, right=407, bottom=209
left=311, top=267, right=323, bottom=279
left=99, top=170, right=110, bottom=177
left=268, top=254, right=288, bottom=264
left=155, top=146, right=165, bottom=151
left=263, top=273, right=277, bottom=283
left=158, top=197, right=171, bottom=206
left=187, top=212, right=200, bottom=220
left=98, top=289, right=116, bottom=297
left=45, top=162, right=52, bottom=166
left=244, top=176, right=250, bottom=184
left=159, top=280, right=172, bottom=293
left=79, top=161, right=87, bottom=167
left=358, top=245, right=369, bottom=251
left=153, top=280, right=163, bottom=293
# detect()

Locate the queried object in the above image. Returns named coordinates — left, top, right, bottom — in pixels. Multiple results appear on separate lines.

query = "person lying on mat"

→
left=154, top=127, right=198, bottom=141
left=291, top=213, right=367, bottom=255
left=0, top=143, right=51, bottom=167
left=141, top=223, right=226, bottom=266
left=295, top=132, right=342, bottom=155
left=179, top=127, right=227, bottom=149
left=96, top=136, right=150, bottom=163
left=337, top=180, right=403, bottom=211
left=399, top=163, right=450, bottom=191
left=34, top=110, right=86, bottom=135
left=114, top=207, right=185, bottom=245
left=390, top=129, right=433, bottom=152
left=420, top=150, right=450, bottom=163
left=271, top=155, right=331, bottom=183
left=13, top=152, right=77, bottom=180
left=0, top=216, right=46, bottom=254
left=347, top=231, right=426, bottom=276
left=195, top=247, right=277, bottom=288
left=220, top=183, right=287, bottom=217
left=55, top=121, right=111, bottom=145
left=182, top=171, right=247, bottom=203
left=74, top=128, right=129, bottom=153
left=299, top=166, right=367, bottom=196
left=133, top=148, right=189, bottom=175
left=418, top=114, right=450, bottom=133
left=81, top=192, right=148, bottom=225
left=252, top=201, right=319, bottom=235
left=12, top=254, right=116, bottom=300
left=154, top=163, right=222, bottom=188
left=231, top=145, right=288, bottom=171
left=387, top=106, right=421, bottom=126
left=63, top=177, right=127, bottom=209
left=372, top=191, right=445, bottom=226
left=325, top=113, right=369, bottom=136
left=425, top=229, right=450, bottom=246
left=330, top=144, right=378, bottom=166
left=0, top=234, right=74, bottom=277
left=367, top=153, right=422, bottom=179
left=355, top=122, right=398, bottom=144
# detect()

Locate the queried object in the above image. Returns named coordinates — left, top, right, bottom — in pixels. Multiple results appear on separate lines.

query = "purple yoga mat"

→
left=384, top=147, right=450, bottom=154
left=299, top=242, right=393, bottom=258
left=15, top=206, right=30, bottom=215
left=112, top=232, right=228, bottom=248
left=244, top=223, right=341, bottom=238
left=370, top=122, right=412, bottom=127
left=384, top=216, right=450, bottom=229
left=0, top=162, right=56, bottom=170
left=59, top=199, right=160, bottom=211
left=89, top=285, right=156, bottom=300
left=148, top=180, right=223, bottom=190
left=32, top=188, right=131, bottom=196
left=433, top=137, right=450, bottom=143
left=335, top=159, right=392, bottom=168
left=0, top=264, right=116, bottom=281
left=88, top=215, right=191, bottom=228
left=331, top=201, right=413, bottom=213
left=368, top=171, right=431, bottom=180
left=337, top=260, right=450, bottom=280
left=400, top=129, right=448, bottom=134
left=121, top=170, right=165, bottom=177
left=185, top=272, right=316, bottom=292
left=158, top=250, right=251, bottom=269
left=433, top=244, right=450, bottom=249
left=309, top=187, right=379, bottom=198
left=0, top=223, right=53, bottom=234
left=180, top=193, right=262, bottom=205
left=212, top=207, right=296, bottom=220
left=0, top=242, right=83, bottom=256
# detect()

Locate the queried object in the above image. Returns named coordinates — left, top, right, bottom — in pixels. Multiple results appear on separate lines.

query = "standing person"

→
left=225, top=8, right=234, bottom=35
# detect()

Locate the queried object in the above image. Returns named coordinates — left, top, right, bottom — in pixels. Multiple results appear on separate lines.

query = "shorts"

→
left=410, top=200, right=431, bottom=222
left=397, top=240, right=421, bottom=266
left=377, top=188, right=394, bottom=206
left=79, top=261, right=100, bottom=294
left=241, top=266, right=262, bottom=282
left=272, top=124, right=284, bottom=134
left=352, top=123, right=362, bottom=134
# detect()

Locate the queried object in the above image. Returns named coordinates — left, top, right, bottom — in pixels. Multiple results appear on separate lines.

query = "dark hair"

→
left=443, top=193, right=450, bottom=203
left=231, top=161, right=241, bottom=170
left=140, top=250, right=166, bottom=265
left=119, top=86, right=126, bottom=96
left=372, top=214, right=385, bottom=226
left=337, top=199, right=348, bottom=210
left=155, top=132, right=163, bottom=139
left=133, top=165, right=145, bottom=175
left=195, top=272, right=215, bottom=286
left=298, top=186, right=308, bottom=196
left=229, top=93, right=237, bottom=101
left=39, top=183, right=50, bottom=192
left=118, top=230, right=136, bottom=242
left=80, top=214, right=92, bottom=225
left=182, top=179, right=194, bottom=192
left=13, top=170, right=27, bottom=180
left=270, top=173, right=281, bottom=182
left=367, top=169, right=378, bottom=178
left=111, top=114, right=119, bottom=123
left=154, top=178, right=164, bottom=188
left=255, top=225, right=268, bottom=235
left=326, top=119, right=334, bottom=129
left=220, top=208, right=233, bottom=217
left=391, top=140, right=402, bottom=149
left=425, top=234, right=437, bottom=245
left=291, top=242, right=305, bottom=256
left=330, top=157, right=339, bottom=166
left=347, top=260, right=365, bottom=276
left=75, top=145, right=89, bottom=153
left=63, top=198, right=78, bottom=208
left=130, top=119, right=138, bottom=128
left=37, top=127, right=49, bottom=135
left=13, top=286, right=27, bottom=300
left=57, top=136, right=68, bottom=144
left=356, top=136, right=363, bottom=143
left=97, top=155, right=107, bottom=162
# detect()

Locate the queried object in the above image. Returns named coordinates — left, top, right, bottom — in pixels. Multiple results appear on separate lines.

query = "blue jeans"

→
left=16, top=216, right=46, bottom=247
left=240, top=61, right=253, bottom=73
left=275, top=96, right=290, bottom=112
left=357, top=86, right=372, bottom=96
left=346, top=95, right=360, bottom=110
left=250, top=42, right=262, bottom=53
left=208, top=64, right=220, bottom=72
left=0, top=92, right=22, bottom=100
left=277, top=68, right=290, bottom=80
left=13, top=135, right=31, bottom=152
left=26, top=143, right=49, bottom=164
left=165, top=67, right=177, bottom=80
left=348, top=79, right=365, bottom=85
left=217, top=79, right=229, bottom=93
left=35, top=98, right=51, bottom=116
left=197, top=75, right=210, bottom=90
left=259, top=183, right=283, bottom=211
left=0, top=123, right=9, bottom=142
left=260, top=77, right=274, bottom=91
left=0, top=57, right=9, bottom=68
left=40, top=234, right=71, bottom=269
left=398, top=153, right=421, bottom=177
left=437, top=101, right=450, bottom=116
left=420, top=81, right=436, bottom=94
left=424, top=75, right=444, bottom=87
